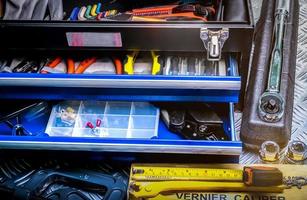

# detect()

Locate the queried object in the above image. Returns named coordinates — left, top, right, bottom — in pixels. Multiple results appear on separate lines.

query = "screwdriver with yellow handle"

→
left=129, top=165, right=284, bottom=199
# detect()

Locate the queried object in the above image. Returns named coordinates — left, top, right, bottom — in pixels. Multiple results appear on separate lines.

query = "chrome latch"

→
left=200, top=28, right=229, bottom=61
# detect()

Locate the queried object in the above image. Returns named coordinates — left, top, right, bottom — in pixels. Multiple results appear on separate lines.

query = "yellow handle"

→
left=124, top=51, right=138, bottom=75
left=151, top=51, right=161, bottom=75
left=91, top=4, right=98, bottom=17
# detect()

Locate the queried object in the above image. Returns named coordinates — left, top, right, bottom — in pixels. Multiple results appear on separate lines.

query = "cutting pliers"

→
left=41, top=57, right=123, bottom=74
left=124, top=51, right=162, bottom=75
left=41, top=57, right=97, bottom=74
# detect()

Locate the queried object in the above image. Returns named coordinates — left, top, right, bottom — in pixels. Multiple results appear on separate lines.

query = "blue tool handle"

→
left=69, top=7, right=80, bottom=21
left=96, top=3, right=102, bottom=14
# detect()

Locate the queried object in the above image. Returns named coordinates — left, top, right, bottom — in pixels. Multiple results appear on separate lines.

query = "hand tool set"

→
left=0, top=53, right=227, bottom=76
left=0, top=0, right=220, bottom=22
left=0, top=100, right=231, bottom=141
left=0, top=0, right=305, bottom=199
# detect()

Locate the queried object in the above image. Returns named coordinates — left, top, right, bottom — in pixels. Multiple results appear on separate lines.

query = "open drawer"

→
left=0, top=0, right=253, bottom=105
left=0, top=53, right=241, bottom=102
left=0, top=100, right=241, bottom=156
left=0, top=0, right=254, bottom=53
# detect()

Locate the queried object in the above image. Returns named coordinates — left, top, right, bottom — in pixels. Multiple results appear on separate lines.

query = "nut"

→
left=286, top=141, right=307, bottom=162
left=259, top=141, right=280, bottom=163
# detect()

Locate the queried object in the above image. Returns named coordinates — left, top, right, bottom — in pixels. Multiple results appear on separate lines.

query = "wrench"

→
left=258, top=0, right=290, bottom=122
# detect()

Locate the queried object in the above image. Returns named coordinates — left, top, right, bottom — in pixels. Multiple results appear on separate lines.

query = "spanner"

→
left=258, top=0, right=290, bottom=122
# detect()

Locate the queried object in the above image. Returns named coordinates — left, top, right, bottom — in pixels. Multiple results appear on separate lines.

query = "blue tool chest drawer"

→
left=0, top=101, right=240, bottom=156
left=0, top=0, right=254, bottom=157
left=0, top=55, right=241, bottom=102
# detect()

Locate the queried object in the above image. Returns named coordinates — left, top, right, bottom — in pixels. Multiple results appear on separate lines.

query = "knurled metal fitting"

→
left=259, top=141, right=281, bottom=163
left=286, top=141, right=307, bottom=162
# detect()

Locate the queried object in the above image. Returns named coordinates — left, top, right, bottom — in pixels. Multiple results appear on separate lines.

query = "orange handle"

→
left=41, top=57, right=62, bottom=73
left=67, top=58, right=75, bottom=74
left=75, top=57, right=97, bottom=74
left=47, top=57, right=62, bottom=68
left=144, top=12, right=208, bottom=21
left=113, top=58, right=123, bottom=75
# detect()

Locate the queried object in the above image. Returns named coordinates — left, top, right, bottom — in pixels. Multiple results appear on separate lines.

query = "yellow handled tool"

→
left=124, top=51, right=162, bottom=75
left=91, top=4, right=98, bottom=17
left=124, top=51, right=139, bottom=75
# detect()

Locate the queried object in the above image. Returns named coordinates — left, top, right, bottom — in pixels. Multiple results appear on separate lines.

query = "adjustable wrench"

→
left=258, top=0, right=290, bottom=122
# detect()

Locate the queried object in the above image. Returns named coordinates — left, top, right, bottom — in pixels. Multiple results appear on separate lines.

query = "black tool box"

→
left=0, top=0, right=299, bottom=160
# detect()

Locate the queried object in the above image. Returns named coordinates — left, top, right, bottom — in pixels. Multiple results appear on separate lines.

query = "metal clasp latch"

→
left=200, top=28, right=229, bottom=61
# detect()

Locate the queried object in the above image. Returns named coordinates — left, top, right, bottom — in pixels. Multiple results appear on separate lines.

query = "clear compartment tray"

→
left=45, top=101, right=160, bottom=139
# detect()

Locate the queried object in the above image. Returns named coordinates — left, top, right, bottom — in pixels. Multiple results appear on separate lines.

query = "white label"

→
left=66, top=32, right=122, bottom=47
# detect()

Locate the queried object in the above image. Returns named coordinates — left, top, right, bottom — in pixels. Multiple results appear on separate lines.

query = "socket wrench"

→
left=258, top=0, right=290, bottom=123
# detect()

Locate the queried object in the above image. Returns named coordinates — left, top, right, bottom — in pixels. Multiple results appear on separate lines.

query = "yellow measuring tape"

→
left=129, top=164, right=284, bottom=199
left=131, top=165, right=243, bottom=181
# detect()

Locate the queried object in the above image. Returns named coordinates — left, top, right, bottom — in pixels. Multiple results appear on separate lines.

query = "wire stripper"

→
left=124, top=51, right=162, bottom=75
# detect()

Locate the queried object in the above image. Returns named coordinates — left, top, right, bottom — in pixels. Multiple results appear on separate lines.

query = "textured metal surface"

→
left=0, top=158, right=129, bottom=200
left=239, top=0, right=307, bottom=164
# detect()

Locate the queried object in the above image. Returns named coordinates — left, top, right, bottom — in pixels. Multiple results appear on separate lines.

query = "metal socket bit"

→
left=259, top=141, right=281, bottom=163
left=286, top=141, right=307, bottom=162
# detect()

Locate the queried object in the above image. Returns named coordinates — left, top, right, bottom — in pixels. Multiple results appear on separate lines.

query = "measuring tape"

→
left=131, top=166, right=243, bottom=182
left=129, top=164, right=284, bottom=199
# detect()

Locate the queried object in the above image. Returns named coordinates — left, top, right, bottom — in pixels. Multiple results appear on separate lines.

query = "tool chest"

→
left=0, top=0, right=255, bottom=158
left=0, top=0, right=305, bottom=199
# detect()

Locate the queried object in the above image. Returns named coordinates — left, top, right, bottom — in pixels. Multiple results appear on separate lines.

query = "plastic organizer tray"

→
left=45, top=101, right=160, bottom=138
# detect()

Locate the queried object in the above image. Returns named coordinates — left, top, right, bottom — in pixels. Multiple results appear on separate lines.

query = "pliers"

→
left=41, top=57, right=97, bottom=74
left=124, top=51, right=162, bottom=75
left=41, top=57, right=123, bottom=74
